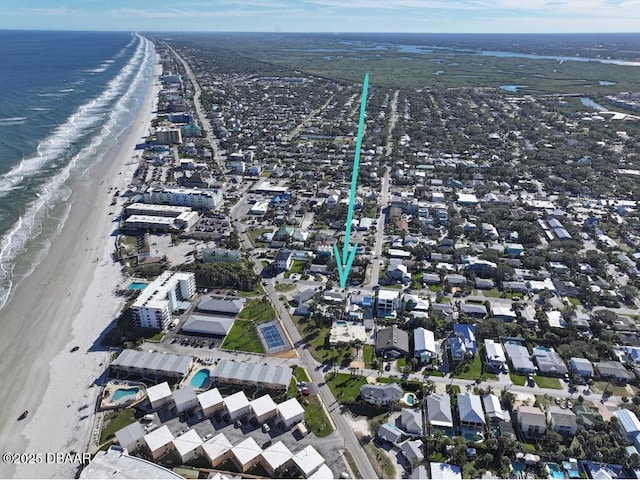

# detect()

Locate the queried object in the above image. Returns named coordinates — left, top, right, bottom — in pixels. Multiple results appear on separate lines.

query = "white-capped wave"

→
left=0, top=117, right=27, bottom=126
left=0, top=34, right=154, bottom=312
left=0, top=35, right=148, bottom=196
left=59, top=88, right=74, bottom=93
left=37, top=92, right=65, bottom=98
left=29, top=107, right=51, bottom=112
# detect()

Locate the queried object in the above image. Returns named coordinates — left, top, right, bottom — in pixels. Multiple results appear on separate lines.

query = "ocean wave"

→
left=29, top=107, right=51, bottom=112
left=0, top=117, right=27, bottom=126
left=0, top=35, right=148, bottom=196
left=37, top=92, right=65, bottom=98
left=84, top=67, right=107, bottom=74
left=58, top=88, right=74, bottom=93
left=0, top=34, right=154, bottom=312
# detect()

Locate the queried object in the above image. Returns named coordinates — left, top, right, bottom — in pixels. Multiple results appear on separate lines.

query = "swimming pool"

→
left=335, top=320, right=347, bottom=326
left=112, top=387, right=139, bottom=402
left=190, top=369, right=210, bottom=389
left=405, top=393, right=416, bottom=405
left=547, top=462, right=567, bottom=479
left=128, top=282, right=149, bottom=290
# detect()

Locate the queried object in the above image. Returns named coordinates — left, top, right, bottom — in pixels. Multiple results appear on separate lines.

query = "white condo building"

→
left=132, top=271, right=196, bottom=330
left=144, top=187, right=223, bottom=211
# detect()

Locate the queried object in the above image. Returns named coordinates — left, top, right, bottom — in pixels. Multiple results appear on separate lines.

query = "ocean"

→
left=0, top=31, right=155, bottom=311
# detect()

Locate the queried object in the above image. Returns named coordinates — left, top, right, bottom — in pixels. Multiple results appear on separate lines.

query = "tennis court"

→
left=257, top=320, right=290, bottom=353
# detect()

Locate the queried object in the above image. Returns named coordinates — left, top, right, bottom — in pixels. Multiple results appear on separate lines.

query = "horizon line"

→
left=1, top=28, right=640, bottom=35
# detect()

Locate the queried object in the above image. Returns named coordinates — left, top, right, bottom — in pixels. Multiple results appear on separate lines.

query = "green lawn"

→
left=294, top=366, right=310, bottom=383
left=482, top=289, right=502, bottom=298
left=291, top=315, right=345, bottom=363
left=289, top=260, right=306, bottom=274
left=429, top=284, right=443, bottom=292
left=450, top=354, right=497, bottom=381
left=221, top=319, right=265, bottom=353
left=302, top=395, right=334, bottom=437
left=237, top=284, right=265, bottom=297
left=397, top=357, right=406, bottom=368
left=275, top=282, right=296, bottom=292
left=510, top=373, right=527, bottom=386
left=246, top=228, right=272, bottom=247
left=534, top=376, right=563, bottom=390
left=343, top=449, right=363, bottom=479
left=326, top=373, right=367, bottom=403
left=568, top=297, right=582, bottom=306
left=591, top=381, right=636, bottom=397
left=100, top=408, right=136, bottom=444
left=238, top=299, right=276, bottom=323
left=364, top=443, right=395, bottom=479
left=363, top=345, right=374, bottom=368
left=287, top=377, right=297, bottom=398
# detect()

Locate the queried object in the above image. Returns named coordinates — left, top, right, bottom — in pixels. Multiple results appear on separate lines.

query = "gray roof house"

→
left=458, top=393, right=486, bottom=428
left=378, top=422, right=403, bottom=444
left=401, top=440, right=424, bottom=463
left=426, top=393, right=454, bottom=429
left=569, top=357, right=594, bottom=378
left=360, top=383, right=404, bottom=406
left=460, top=303, right=488, bottom=318
left=401, top=408, right=423, bottom=436
left=196, top=297, right=246, bottom=315
left=504, top=343, right=536, bottom=374
left=375, top=325, right=409, bottom=358
left=115, top=421, right=146, bottom=453
left=595, top=361, right=633, bottom=383
left=532, top=347, right=568, bottom=376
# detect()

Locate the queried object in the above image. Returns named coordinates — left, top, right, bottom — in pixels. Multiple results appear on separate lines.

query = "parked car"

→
left=262, top=423, right=270, bottom=433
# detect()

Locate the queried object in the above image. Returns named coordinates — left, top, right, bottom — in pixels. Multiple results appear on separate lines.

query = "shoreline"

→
left=0, top=40, right=160, bottom=478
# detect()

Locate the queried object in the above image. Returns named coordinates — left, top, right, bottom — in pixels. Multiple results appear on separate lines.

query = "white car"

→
left=262, top=423, right=270, bottom=433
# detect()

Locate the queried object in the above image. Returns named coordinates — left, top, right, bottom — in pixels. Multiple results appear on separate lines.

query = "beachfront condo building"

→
left=156, top=125, right=183, bottom=145
left=144, top=187, right=223, bottom=211
left=131, top=271, right=196, bottom=330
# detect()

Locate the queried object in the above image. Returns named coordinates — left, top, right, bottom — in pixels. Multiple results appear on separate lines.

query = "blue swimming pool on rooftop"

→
left=547, top=462, right=567, bottom=479
left=190, top=369, right=210, bottom=389
left=112, top=387, right=139, bottom=402
left=128, top=282, right=148, bottom=290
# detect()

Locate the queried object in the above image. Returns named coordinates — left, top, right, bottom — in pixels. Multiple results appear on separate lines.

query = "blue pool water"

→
left=335, top=321, right=347, bottom=326
left=112, top=387, right=139, bottom=402
left=547, top=463, right=566, bottom=479
left=405, top=393, right=416, bottom=405
left=512, top=461, right=525, bottom=474
left=190, top=369, right=210, bottom=389
left=128, top=282, right=148, bottom=290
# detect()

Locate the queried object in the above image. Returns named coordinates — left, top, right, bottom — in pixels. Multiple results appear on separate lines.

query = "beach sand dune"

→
left=0, top=50, right=160, bottom=479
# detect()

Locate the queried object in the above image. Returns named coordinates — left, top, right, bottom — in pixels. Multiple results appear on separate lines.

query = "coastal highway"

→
left=167, top=44, right=226, bottom=179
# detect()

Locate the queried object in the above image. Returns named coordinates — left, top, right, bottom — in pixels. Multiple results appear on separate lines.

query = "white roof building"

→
left=143, top=425, right=175, bottom=460
left=484, top=339, right=507, bottom=370
left=482, top=394, right=505, bottom=422
left=277, top=398, right=305, bottom=428
left=224, top=391, right=251, bottom=420
left=115, top=422, right=146, bottom=453
left=231, top=437, right=262, bottom=472
left=307, top=464, right=334, bottom=480
left=80, top=447, right=183, bottom=479
left=414, top=327, right=437, bottom=362
left=146, top=382, right=173, bottom=410
left=172, top=385, right=198, bottom=414
left=250, top=394, right=278, bottom=423
left=172, top=429, right=202, bottom=463
left=260, top=441, right=293, bottom=476
left=431, top=462, right=462, bottom=480
left=197, top=387, right=223, bottom=415
left=201, top=433, right=233, bottom=468
left=293, top=445, right=325, bottom=478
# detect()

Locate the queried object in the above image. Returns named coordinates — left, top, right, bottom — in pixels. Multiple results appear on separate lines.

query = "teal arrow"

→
left=334, top=73, right=369, bottom=289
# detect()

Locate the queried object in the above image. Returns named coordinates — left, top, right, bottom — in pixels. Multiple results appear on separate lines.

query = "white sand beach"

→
left=0, top=50, right=161, bottom=478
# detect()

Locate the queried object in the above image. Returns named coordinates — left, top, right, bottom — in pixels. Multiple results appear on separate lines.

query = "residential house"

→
left=482, top=394, right=505, bottom=423
left=223, top=391, right=251, bottom=421
left=143, top=425, right=175, bottom=460
left=377, top=289, right=399, bottom=318
left=504, top=342, right=536, bottom=374
left=375, top=325, right=409, bottom=359
left=485, top=339, right=507, bottom=372
left=377, top=423, right=404, bottom=444
left=449, top=324, right=477, bottom=363
left=173, top=429, right=202, bottom=463
left=401, top=440, right=424, bottom=464
left=414, top=327, right=437, bottom=363
left=426, top=393, right=454, bottom=430
left=200, top=433, right=233, bottom=468
left=250, top=394, right=278, bottom=424
left=431, top=462, right=462, bottom=480
left=401, top=408, right=424, bottom=436
left=277, top=398, right=305, bottom=428
left=613, top=409, right=640, bottom=440
left=172, top=386, right=198, bottom=414
left=274, top=250, right=294, bottom=271
left=569, top=357, right=594, bottom=378
left=516, top=405, right=546, bottom=437
left=147, top=382, right=173, bottom=411
left=457, top=393, right=486, bottom=430
left=115, top=422, right=146, bottom=453
left=197, top=388, right=224, bottom=417
left=292, top=445, right=325, bottom=478
left=231, top=437, right=262, bottom=472
left=460, top=303, right=488, bottom=319
left=546, top=406, right=578, bottom=435
left=533, top=347, right=568, bottom=376
left=595, top=361, right=633, bottom=383
left=360, top=383, right=404, bottom=406
left=260, top=441, right=293, bottom=477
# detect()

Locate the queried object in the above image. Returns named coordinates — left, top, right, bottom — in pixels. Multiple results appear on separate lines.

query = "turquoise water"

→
left=547, top=463, right=566, bottom=479
left=335, top=321, right=347, bottom=326
left=112, top=387, right=139, bottom=401
left=512, top=461, right=525, bottom=474
left=191, top=369, right=210, bottom=389
left=405, top=393, right=416, bottom=405
left=128, top=282, right=149, bottom=290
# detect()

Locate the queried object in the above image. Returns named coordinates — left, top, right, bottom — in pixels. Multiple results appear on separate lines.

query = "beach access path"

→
left=0, top=52, right=161, bottom=478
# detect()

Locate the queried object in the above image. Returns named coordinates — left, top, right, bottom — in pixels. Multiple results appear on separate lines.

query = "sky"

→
left=1, top=0, right=639, bottom=33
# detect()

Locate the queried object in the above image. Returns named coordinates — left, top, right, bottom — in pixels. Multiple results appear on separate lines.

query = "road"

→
left=367, top=169, right=390, bottom=287
left=168, top=45, right=225, bottom=178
